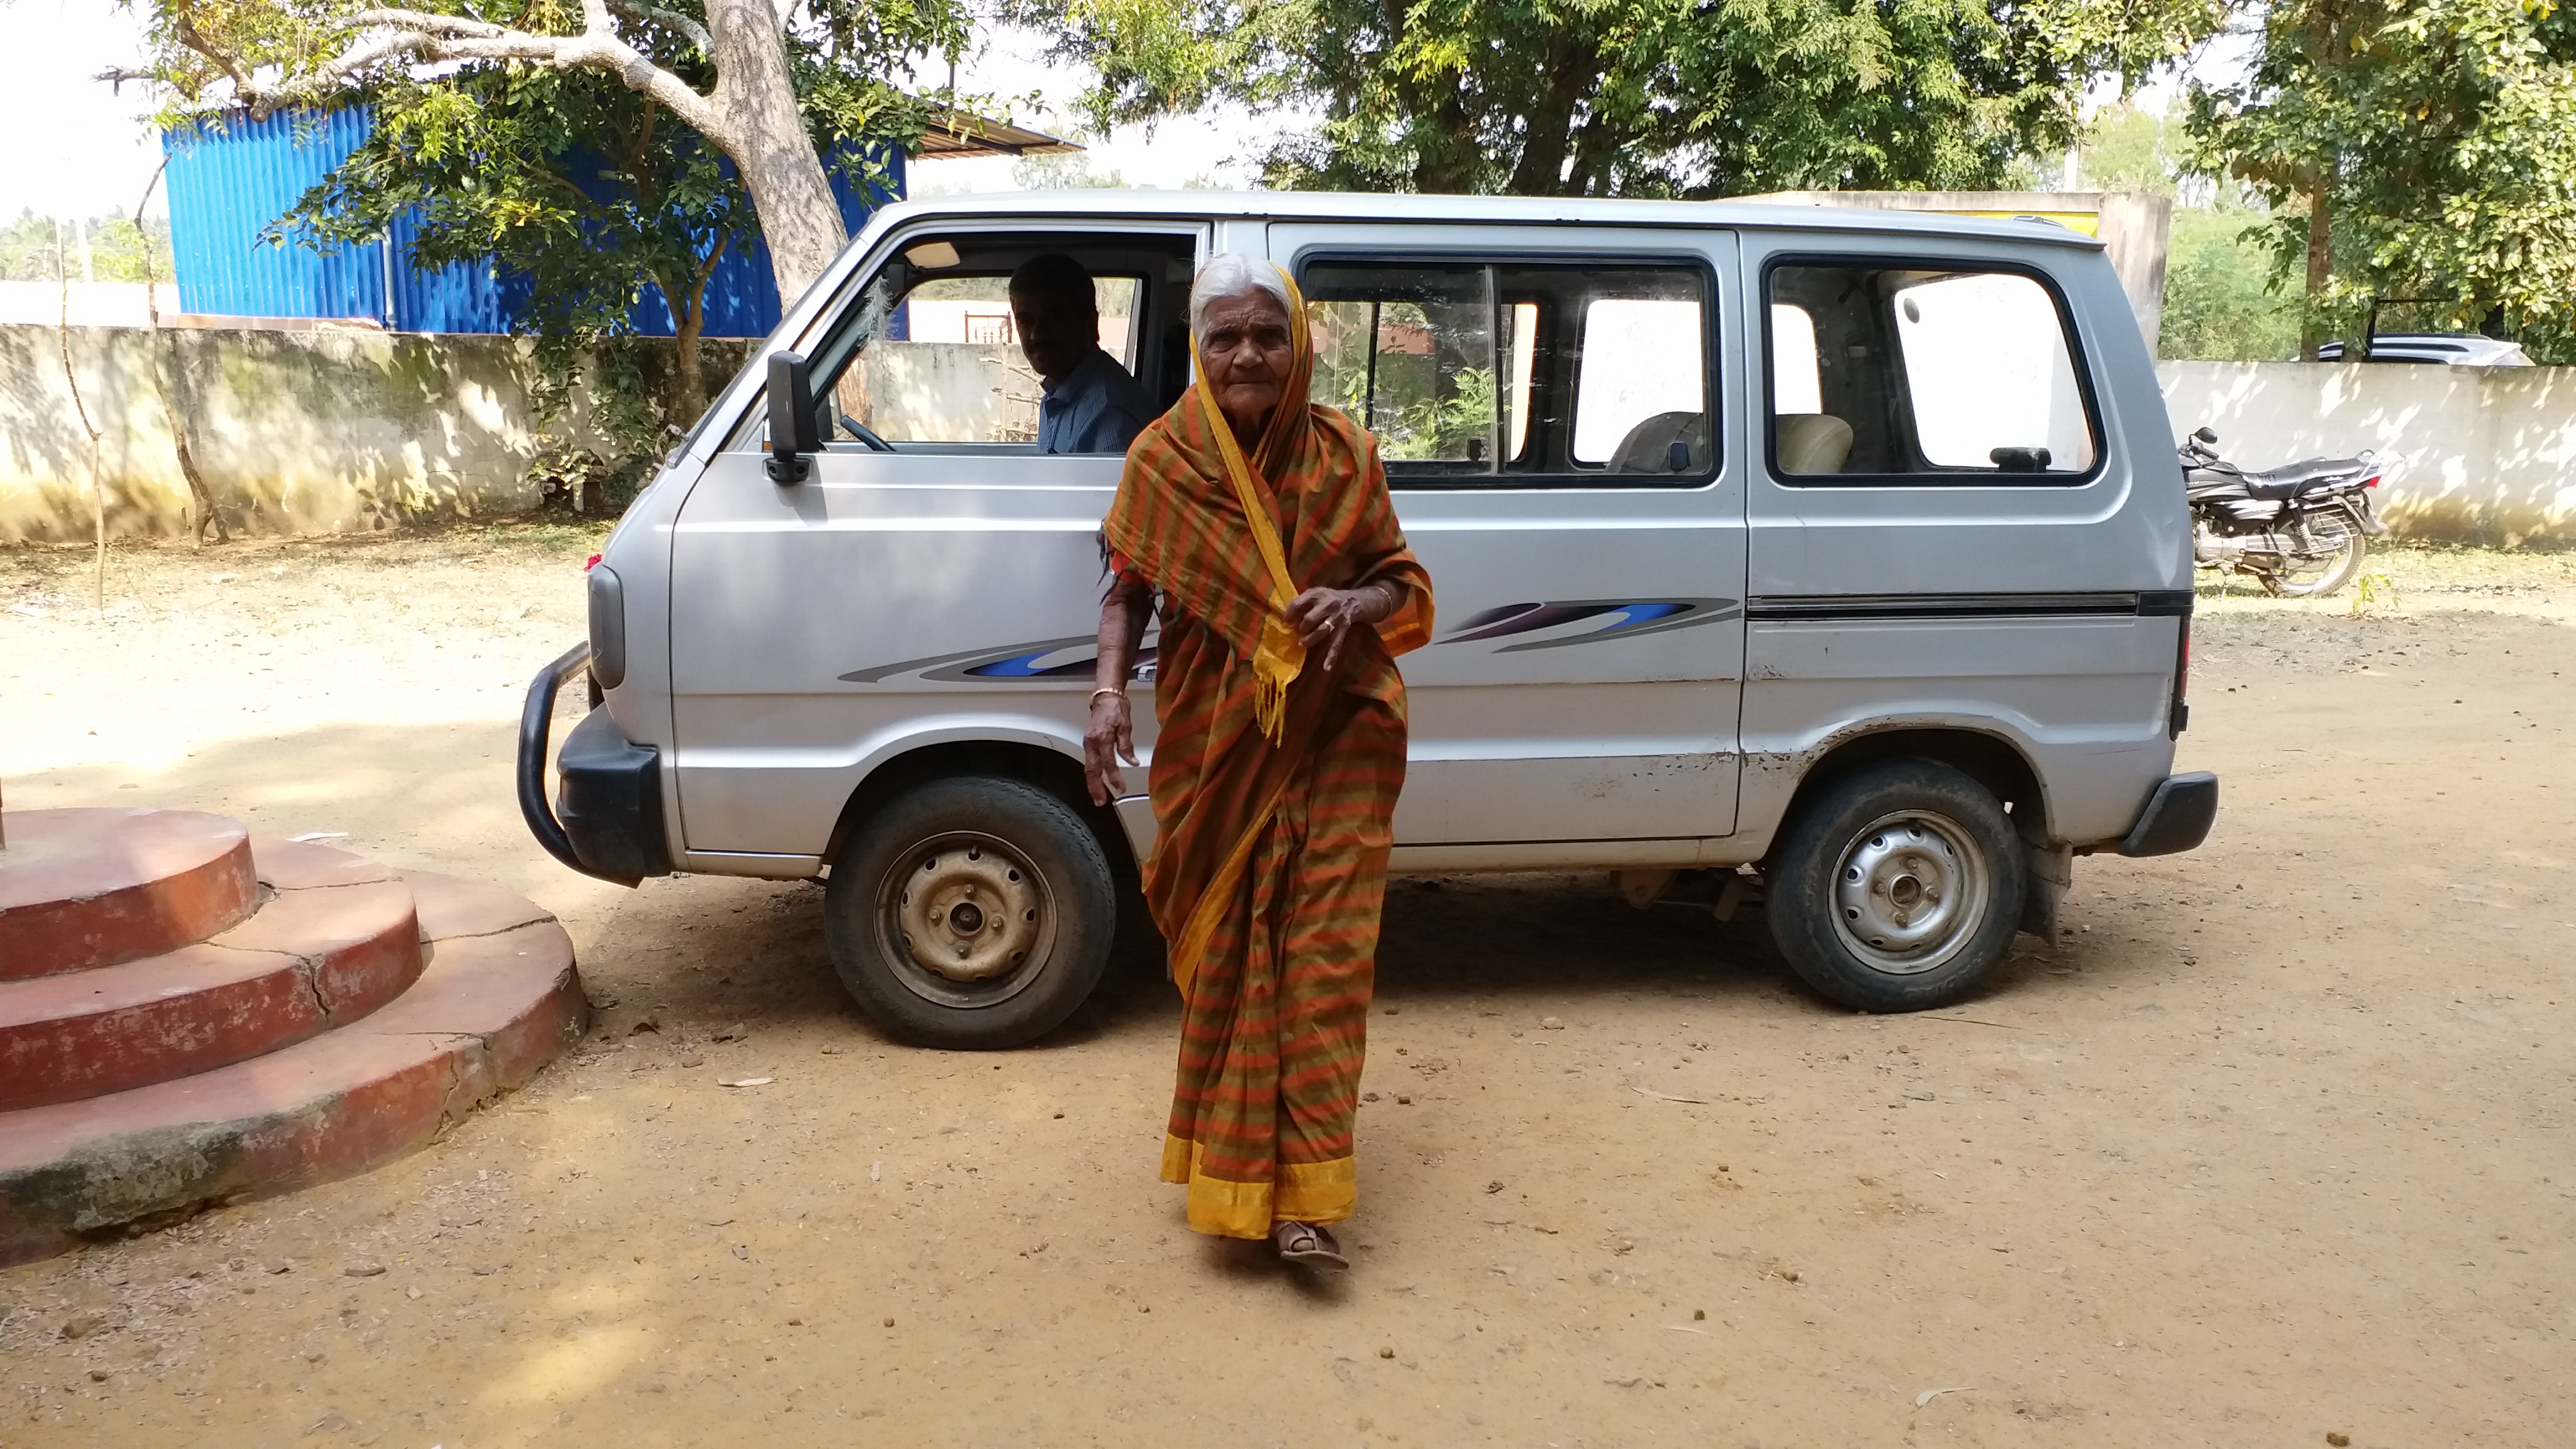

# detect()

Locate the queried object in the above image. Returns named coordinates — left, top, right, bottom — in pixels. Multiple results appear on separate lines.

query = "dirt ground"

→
left=2, top=531, right=2572, bottom=1448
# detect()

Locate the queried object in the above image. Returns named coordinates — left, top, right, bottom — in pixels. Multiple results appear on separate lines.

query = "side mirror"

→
left=766, top=351, right=820, bottom=484
left=2194, top=426, right=2219, bottom=444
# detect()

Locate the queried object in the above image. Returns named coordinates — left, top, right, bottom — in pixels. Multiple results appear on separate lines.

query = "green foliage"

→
left=2160, top=202, right=2304, bottom=359
left=2078, top=101, right=2182, bottom=195
left=1, top=210, right=176, bottom=285
left=1012, top=146, right=1129, bottom=188
left=1029, top=0, right=2227, bottom=196
left=2187, top=0, right=2576, bottom=348
left=116, top=0, right=973, bottom=500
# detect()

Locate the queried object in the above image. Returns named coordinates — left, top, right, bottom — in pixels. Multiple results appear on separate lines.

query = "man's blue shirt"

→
left=1036, top=348, right=1154, bottom=455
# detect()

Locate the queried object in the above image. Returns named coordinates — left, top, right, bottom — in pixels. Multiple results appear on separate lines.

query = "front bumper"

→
left=2116, top=771, right=2219, bottom=857
left=518, top=643, right=672, bottom=886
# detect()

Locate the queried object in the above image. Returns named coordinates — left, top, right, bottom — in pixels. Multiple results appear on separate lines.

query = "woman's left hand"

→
left=1284, top=582, right=1398, bottom=674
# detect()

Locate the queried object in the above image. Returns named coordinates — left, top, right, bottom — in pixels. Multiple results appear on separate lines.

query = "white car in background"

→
left=2315, top=333, right=2533, bottom=366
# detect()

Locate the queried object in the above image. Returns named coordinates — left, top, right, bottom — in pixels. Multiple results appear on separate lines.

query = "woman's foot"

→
left=1272, top=1220, right=1349, bottom=1272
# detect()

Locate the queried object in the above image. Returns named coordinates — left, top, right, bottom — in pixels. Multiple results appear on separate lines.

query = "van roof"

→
left=873, top=188, right=2110, bottom=249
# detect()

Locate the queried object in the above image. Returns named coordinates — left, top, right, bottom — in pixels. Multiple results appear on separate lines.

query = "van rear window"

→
left=1765, top=261, right=2101, bottom=484
left=1299, top=260, right=1713, bottom=487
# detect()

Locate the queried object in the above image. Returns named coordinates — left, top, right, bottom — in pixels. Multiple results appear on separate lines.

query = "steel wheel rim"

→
left=874, top=830, right=1056, bottom=1008
left=2277, top=512, right=2357, bottom=585
left=1830, top=809, right=1989, bottom=976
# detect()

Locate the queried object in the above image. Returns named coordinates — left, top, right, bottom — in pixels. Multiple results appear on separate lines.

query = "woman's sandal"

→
left=1272, top=1220, right=1350, bottom=1272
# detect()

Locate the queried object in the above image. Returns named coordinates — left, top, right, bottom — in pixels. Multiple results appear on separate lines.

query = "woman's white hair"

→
left=1188, top=253, right=1294, bottom=341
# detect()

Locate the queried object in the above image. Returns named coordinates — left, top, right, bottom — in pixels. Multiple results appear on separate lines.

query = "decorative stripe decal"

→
left=834, top=587, right=2180, bottom=685
left=1748, top=591, right=2190, bottom=622
left=840, top=634, right=1157, bottom=686
left=1436, top=598, right=1741, bottom=652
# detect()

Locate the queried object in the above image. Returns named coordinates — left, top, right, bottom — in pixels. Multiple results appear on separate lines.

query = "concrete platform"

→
left=0, top=875, right=422, bottom=1111
left=0, top=812, right=586, bottom=1265
left=0, top=808, right=257, bottom=978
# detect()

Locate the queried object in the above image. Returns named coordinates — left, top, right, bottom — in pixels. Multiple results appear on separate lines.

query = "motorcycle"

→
left=2181, top=427, right=2388, bottom=598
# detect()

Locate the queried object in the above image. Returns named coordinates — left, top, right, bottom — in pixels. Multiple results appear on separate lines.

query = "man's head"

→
left=1008, top=253, right=1100, bottom=385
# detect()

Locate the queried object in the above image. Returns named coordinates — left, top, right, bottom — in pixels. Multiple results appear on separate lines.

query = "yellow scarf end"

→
left=1251, top=612, right=1305, bottom=747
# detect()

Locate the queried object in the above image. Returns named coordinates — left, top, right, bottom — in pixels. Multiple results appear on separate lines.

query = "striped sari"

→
left=1104, top=269, right=1433, bottom=1238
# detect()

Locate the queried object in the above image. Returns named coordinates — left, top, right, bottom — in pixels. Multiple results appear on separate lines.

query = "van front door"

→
left=1268, top=224, right=1747, bottom=858
left=665, top=221, right=1207, bottom=867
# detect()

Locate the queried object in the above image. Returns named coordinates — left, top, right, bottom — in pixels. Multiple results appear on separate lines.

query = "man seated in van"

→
left=1009, top=253, right=1156, bottom=454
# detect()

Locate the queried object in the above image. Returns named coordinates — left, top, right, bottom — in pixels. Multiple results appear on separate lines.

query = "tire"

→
left=823, top=775, right=1117, bottom=1049
left=1765, top=760, right=2027, bottom=1012
left=2266, top=509, right=2367, bottom=598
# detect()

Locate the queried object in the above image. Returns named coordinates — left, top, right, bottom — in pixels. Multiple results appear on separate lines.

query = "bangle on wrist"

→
left=1090, top=687, right=1126, bottom=703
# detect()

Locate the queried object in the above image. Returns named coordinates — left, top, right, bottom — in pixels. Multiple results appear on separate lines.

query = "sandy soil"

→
left=2, top=533, right=2572, bottom=1448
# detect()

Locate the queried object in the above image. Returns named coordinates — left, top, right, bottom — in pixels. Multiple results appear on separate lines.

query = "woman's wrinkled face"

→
left=1198, top=288, right=1295, bottom=437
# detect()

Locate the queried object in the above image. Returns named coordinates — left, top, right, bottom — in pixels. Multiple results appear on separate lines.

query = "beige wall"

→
left=0, top=325, right=742, bottom=543
left=865, top=343, right=1038, bottom=444
left=12, top=326, right=2569, bottom=548
left=2157, top=361, right=2576, bottom=547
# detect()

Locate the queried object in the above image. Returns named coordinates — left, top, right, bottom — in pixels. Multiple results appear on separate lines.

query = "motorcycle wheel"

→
left=2265, top=509, right=2368, bottom=598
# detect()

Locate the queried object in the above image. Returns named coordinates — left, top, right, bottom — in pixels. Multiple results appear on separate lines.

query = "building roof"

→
left=913, top=114, right=1083, bottom=160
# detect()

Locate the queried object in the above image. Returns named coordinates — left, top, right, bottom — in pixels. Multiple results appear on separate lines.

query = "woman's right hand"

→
left=1084, top=692, right=1138, bottom=805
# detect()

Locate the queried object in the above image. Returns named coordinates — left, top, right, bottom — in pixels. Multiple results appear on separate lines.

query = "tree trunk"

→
left=673, top=305, right=705, bottom=424
left=2300, top=181, right=2332, bottom=362
left=137, top=159, right=224, bottom=543
left=1503, top=39, right=1599, bottom=196
left=706, top=0, right=847, bottom=307
left=143, top=276, right=223, bottom=544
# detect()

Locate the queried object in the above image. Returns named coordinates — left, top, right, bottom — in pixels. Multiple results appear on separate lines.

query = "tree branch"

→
left=605, top=0, right=712, bottom=56
left=187, top=3, right=738, bottom=151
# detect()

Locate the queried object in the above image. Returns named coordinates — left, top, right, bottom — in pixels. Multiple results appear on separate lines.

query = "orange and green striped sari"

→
left=1104, top=269, right=1433, bottom=1239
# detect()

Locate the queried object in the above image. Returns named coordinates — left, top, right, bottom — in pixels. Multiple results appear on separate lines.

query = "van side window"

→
left=834, top=273, right=1143, bottom=444
left=1300, top=260, right=1712, bottom=487
left=1765, top=262, right=2100, bottom=482
left=777, top=230, right=1195, bottom=452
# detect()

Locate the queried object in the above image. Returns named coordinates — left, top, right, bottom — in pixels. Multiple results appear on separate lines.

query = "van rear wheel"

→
left=1766, top=760, right=2026, bottom=1012
left=824, top=775, right=1116, bottom=1049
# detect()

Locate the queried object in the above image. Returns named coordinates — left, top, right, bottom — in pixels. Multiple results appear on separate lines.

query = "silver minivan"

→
left=519, top=191, right=2217, bottom=1048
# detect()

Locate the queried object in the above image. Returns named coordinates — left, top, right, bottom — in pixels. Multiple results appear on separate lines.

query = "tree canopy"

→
left=112, top=0, right=972, bottom=299
left=1033, top=0, right=2227, bottom=196
left=113, top=0, right=971, bottom=489
left=266, top=1, right=950, bottom=417
left=2188, top=0, right=2576, bottom=354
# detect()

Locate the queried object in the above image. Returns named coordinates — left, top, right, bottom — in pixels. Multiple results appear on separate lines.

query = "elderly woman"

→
left=1084, top=254, right=1434, bottom=1271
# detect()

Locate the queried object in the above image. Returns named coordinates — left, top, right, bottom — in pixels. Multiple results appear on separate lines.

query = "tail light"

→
left=2168, top=620, right=2191, bottom=737
left=2360, top=472, right=2381, bottom=489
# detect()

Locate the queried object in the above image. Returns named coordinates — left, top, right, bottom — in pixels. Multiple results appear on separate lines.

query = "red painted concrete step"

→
left=0, top=844, right=423, bottom=1112
left=0, top=809, right=259, bottom=979
left=0, top=869, right=586, bottom=1266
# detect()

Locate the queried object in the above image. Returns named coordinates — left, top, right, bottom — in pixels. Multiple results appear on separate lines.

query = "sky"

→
left=2, top=0, right=175, bottom=219
left=0, top=5, right=2255, bottom=221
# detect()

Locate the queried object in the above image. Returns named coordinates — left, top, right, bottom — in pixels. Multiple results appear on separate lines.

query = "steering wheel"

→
left=836, top=410, right=896, bottom=454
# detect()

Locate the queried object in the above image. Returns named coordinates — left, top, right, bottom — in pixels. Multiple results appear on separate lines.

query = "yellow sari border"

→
left=1164, top=775, right=1289, bottom=999
left=1163, top=1136, right=1357, bottom=1237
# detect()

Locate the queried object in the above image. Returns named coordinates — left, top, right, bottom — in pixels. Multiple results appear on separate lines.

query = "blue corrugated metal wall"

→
left=163, top=107, right=901, bottom=337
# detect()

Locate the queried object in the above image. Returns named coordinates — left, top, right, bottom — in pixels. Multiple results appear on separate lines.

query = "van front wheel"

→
left=825, top=775, right=1116, bottom=1049
left=1766, top=761, right=2026, bottom=1012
